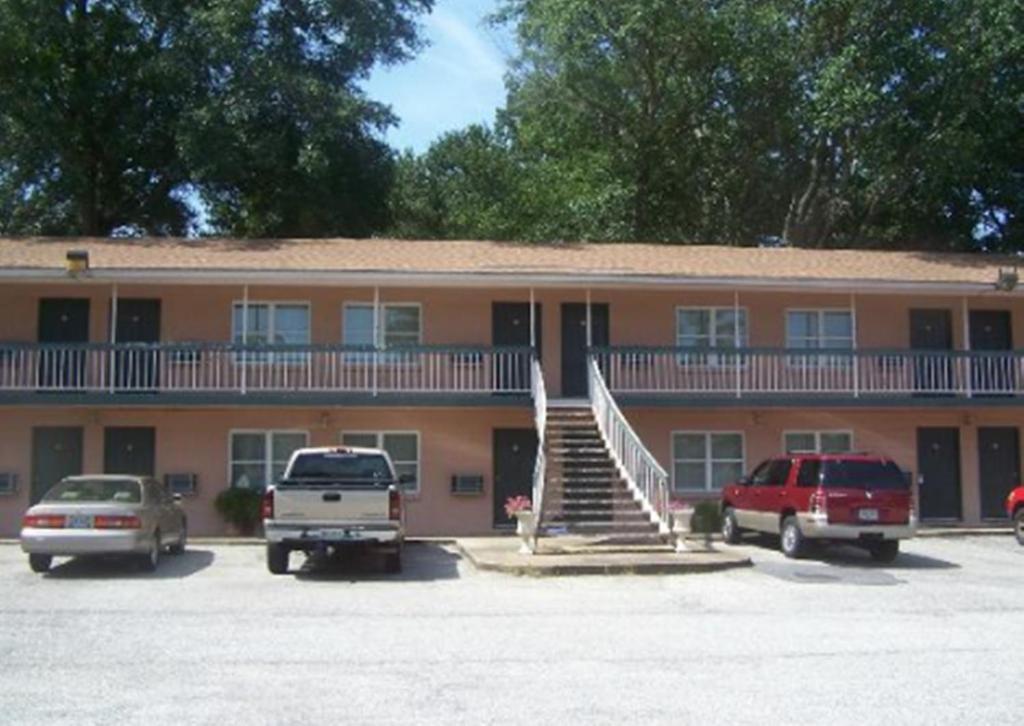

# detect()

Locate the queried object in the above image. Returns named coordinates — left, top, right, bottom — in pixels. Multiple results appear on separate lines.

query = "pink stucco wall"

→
left=0, top=406, right=532, bottom=538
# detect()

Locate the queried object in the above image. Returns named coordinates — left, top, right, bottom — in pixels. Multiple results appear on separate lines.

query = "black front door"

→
left=31, top=427, right=83, bottom=503
left=492, top=302, right=541, bottom=391
left=37, top=298, right=90, bottom=388
left=113, top=299, right=161, bottom=390
left=909, top=309, right=953, bottom=394
left=978, top=427, right=1020, bottom=520
left=969, top=310, right=1014, bottom=394
left=493, top=428, right=538, bottom=527
left=104, top=427, right=156, bottom=475
left=917, top=427, right=962, bottom=520
left=561, top=303, right=609, bottom=397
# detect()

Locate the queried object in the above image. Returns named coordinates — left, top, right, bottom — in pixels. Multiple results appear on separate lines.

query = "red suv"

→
left=720, top=453, right=917, bottom=562
left=1006, top=487, right=1024, bottom=545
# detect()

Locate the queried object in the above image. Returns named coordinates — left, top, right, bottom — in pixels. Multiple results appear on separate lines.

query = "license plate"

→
left=320, top=529, right=355, bottom=540
left=66, top=514, right=93, bottom=529
left=858, top=508, right=879, bottom=522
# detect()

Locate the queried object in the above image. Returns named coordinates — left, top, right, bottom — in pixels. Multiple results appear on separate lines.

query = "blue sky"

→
left=362, top=0, right=515, bottom=153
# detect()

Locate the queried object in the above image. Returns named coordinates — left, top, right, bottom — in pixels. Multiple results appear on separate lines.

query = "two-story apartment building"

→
left=0, top=237, right=1021, bottom=538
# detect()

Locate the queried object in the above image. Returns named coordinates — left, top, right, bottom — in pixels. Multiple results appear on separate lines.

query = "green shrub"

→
left=689, top=500, right=722, bottom=535
left=214, top=487, right=263, bottom=535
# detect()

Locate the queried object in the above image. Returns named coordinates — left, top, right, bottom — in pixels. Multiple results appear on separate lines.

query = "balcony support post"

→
left=734, top=291, right=741, bottom=399
left=850, top=293, right=859, bottom=397
left=109, top=284, right=118, bottom=392
left=240, top=285, right=248, bottom=395
left=372, top=286, right=380, bottom=397
left=963, top=296, right=972, bottom=398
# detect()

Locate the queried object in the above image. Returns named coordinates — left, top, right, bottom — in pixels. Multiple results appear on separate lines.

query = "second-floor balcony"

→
left=0, top=342, right=534, bottom=405
left=593, top=346, right=1024, bottom=404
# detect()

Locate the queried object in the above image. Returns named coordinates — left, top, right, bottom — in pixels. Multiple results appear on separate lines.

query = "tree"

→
left=0, top=0, right=432, bottom=237
left=393, top=0, right=1024, bottom=251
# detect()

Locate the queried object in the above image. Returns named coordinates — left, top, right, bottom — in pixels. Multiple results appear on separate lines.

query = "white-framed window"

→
left=343, top=303, right=422, bottom=348
left=340, top=431, right=420, bottom=493
left=232, top=302, right=310, bottom=363
left=786, top=309, right=853, bottom=368
left=676, top=307, right=748, bottom=366
left=783, top=430, right=854, bottom=454
left=229, top=430, right=308, bottom=490
left=671, top=431, right=745, bottom=491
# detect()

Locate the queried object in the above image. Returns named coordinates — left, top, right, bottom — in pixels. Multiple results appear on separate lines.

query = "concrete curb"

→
left=915, top=528, right=1011, bottom=538
left=454, top=540, right=753, bottom=577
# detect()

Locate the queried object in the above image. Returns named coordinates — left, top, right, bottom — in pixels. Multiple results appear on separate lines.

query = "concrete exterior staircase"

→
left=539, top=407, right=664, bottom=542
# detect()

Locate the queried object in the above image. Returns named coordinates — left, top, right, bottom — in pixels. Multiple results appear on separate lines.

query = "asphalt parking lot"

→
left=1, top=535, right=1022, bottom=726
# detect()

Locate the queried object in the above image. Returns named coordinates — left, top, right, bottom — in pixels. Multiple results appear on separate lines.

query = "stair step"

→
left=544, top=510, right=651, bottom=520
left=539, top=522, right=661, bottom=535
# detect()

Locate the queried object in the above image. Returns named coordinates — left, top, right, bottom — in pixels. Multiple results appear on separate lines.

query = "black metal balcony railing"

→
left=591, top=346, right=1024, bottom=398
left=0, top=342, right=534, bottom=396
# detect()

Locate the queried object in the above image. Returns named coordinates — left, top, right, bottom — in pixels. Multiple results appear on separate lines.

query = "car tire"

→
left=267, top=543, right=289, bottom=575
left=869, top=540, right=900, bottom=563
left=28, top=554, right=52, bottom=573
left=780, top=516, right=805, bottom=559
left=1014, top=509, right=1024, bottom=546
left=721, top=507, right=742, bottom=545
left=139, top=531, right=160, bottom=572
left=168, top=520, right=187, bottom=555
left=384, top=550, right=402, bottom=574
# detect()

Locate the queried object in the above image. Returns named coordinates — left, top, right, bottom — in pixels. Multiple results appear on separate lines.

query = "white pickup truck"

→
left=261, top=446, right=406, bottom=574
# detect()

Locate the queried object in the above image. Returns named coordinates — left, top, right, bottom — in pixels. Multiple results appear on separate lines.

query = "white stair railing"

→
left=529, top=356, right=547, bottom=550
left=588, top=357, right=671, bottom=535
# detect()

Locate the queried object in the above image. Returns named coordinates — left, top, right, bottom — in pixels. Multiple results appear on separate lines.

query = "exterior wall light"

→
left=66, top=249, right=90, bottom=276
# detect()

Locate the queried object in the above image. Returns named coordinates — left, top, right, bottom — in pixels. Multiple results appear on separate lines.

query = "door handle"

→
left=322, top=493, right=341, bottom=502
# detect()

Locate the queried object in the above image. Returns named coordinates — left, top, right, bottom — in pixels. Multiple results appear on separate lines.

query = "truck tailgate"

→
left=272, top=487, right=390, bottom=524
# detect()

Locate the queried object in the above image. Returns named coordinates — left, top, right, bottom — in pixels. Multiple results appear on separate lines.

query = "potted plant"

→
left=214, top=487, right=263, bottom=536
left=689, top=500, right=723, bottom=549
left=504, top=495, right=535, bottom=554
left=668, top=500, right=695, bottom=551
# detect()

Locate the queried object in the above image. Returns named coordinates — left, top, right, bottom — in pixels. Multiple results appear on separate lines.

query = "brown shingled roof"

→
left=0, top=236, right=1015, bottom=286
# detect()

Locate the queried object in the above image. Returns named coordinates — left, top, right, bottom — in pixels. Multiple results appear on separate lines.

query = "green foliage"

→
left=213, top=487, right=263, bottom=535
left=0, top=0, right=432, bottom=237
left=393, top=0, right=1024, bottom=250
left=689, top=500, right=723, bottom=535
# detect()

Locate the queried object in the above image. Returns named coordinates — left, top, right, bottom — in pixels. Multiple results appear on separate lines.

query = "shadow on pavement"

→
left=43, top=549, right=216, bottom=580
left=292, top=542, right=462, bottom=583
left=739, top=534, right=961, bottom=571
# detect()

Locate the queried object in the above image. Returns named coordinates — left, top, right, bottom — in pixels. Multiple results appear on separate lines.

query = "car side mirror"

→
left=173, top=493, right=183, bottom=502
left=737, top=476, right=752, bottom=487
left=398, top=473, right=415, bottom=485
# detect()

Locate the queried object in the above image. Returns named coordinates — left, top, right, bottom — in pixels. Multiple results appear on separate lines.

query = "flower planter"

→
left=514, top=510, right=537, bottom=554
left=670, top=507, right=694, bottom=552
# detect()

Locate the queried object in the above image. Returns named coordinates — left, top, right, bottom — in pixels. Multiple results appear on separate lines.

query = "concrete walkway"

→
left=454, top=535, right=752, bottom=576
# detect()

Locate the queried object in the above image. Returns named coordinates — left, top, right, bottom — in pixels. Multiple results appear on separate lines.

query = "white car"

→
left=262, top=446, right=406, bottom=574
left=20, top=475, right=187, bottom=573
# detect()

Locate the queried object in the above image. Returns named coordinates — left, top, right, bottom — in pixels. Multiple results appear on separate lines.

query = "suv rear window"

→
left=283, top=452, right=394, bottom=485
left=820, top=460, right=908, bottom=490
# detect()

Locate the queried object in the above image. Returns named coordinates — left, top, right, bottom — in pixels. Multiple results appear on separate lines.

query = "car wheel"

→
left=1014, top=510, right=1024, bottom=546
left=169, top=520, right=187, bottom=555
left=869, top=540, right=900, bottom=563
left=267, top=543, right=289, bottom=575
left=139, top=531, right=160, bottom=572
left=384, top=550, right=402, bottom=574
left=780, top=516, right=805, bottom=559
left=721, top=507, right=742, bottom=545
left=28, top=554, right=52, bottom=573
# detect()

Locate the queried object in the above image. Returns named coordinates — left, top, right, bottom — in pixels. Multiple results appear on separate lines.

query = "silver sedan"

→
left=20, top=475, right=187, bottom=573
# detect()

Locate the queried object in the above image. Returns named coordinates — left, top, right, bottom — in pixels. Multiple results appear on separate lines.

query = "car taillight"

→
left=261, top=489, right=274, bottom=520
left=93, top=515, right=142, bottom=530
left=389, top=488, right=401, bottom=521
left=22, top=514, right=65, bottom=529
left=809, top=490, right=828, bottom=515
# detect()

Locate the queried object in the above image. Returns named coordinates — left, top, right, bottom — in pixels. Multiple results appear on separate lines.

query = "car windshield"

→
left=820, top=460, right=908, bottom=490
left=283, top=452, right=393, bottom=484
left=43, top=479, right=142, bottom=503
